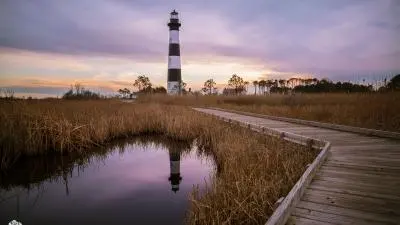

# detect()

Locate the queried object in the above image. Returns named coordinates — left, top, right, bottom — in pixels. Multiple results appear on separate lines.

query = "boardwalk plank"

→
left=321, top=164, right=400, bottom=177
left=293, top=207, right=391, bottom=225
left=313, top=175, right=400, bottom=193
left=296, top=201, right=400, bottom=224
left=302, top=189, right=400, bottom=216
left=319, top=167, right=400, bottom=180
left=309, top=182, right=400, bottom=201
left=286, top=216, right=337, bottom=225
left=316, top=170, right=400, bottom=186
left=325, top=161, right=400, bottom=173
left=310, top=179, right=400, bottom=198
left=326, top=160, right=400, bottom=170
left=330, top=144, right=400, bottom=151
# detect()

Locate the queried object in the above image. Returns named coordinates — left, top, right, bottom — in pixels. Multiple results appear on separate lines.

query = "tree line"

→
left=63, top=73, right=400, bottom=99
left=118, top=75, right=193, bottom=98
left=60, top=73, right=400, bottom=99
left=62, top=83, right=103, bottom=100
left=202, top=74, right=400, bottom=95
left=118, top=75, right=167, bottom=98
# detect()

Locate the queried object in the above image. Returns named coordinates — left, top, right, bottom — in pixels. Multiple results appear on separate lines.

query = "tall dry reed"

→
left=138, top=93, right=400, bottom=131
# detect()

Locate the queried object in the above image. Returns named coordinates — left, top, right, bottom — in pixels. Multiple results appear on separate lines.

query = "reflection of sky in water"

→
left=0, top=141, right=214, bottom=225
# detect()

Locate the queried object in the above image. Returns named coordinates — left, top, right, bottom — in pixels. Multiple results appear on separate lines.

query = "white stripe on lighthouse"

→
left=169, top=30, right=180, bottom=44
left=168, top=56, right=181, bottom=69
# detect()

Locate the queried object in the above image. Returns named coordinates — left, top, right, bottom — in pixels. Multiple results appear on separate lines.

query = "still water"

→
left=0, top=137, right=214, bottom=225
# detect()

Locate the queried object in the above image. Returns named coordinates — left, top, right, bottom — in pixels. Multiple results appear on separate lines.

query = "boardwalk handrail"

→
left=193, top=108, right=331, bottom=225
left=265, top=141, right=330, bottom=225
left=208, top=107, right=400, bottom=140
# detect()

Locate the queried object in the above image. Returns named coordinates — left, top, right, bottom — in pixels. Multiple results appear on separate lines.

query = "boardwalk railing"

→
left=194, top=108, right=331, bottom=225
left=265, top=142, right=330, bottom=225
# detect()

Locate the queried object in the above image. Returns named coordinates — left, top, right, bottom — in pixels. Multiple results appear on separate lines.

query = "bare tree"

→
left=74, top=83, right=83, bottom=95
left=1, top=88, right=15, bottom=99
left=133, top=75, right=152, bottom=92
left=202, top=79, right=216, bottom=95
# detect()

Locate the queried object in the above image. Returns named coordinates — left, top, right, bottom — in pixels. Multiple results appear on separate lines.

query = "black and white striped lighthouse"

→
left=167, top=10, right=182, bottom=94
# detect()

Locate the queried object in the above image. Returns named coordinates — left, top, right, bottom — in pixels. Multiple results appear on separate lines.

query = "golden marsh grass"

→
left=0, top=99, right=316, bottom=224
left=138, top=92, right=400, bottom=132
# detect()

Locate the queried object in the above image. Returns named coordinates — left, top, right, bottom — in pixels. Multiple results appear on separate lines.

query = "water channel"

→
left=0, top=137, right=215, bottom=225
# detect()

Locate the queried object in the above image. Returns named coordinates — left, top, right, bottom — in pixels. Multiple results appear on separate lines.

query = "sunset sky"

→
left=0, top=0, right=399, bottom=97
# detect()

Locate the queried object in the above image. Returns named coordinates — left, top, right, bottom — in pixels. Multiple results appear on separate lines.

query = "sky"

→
left=0, top=0, right=399, bottom=97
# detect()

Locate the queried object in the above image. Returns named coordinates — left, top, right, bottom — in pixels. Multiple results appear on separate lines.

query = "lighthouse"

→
left=168, top=150, right=182, bottom=193
left=167, top=10, right=182, bottom=94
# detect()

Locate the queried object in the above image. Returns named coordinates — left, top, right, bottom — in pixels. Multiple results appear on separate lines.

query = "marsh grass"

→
left=0, top=99, right=316, bottom=224
left=138, top=93, right=400, bottom=132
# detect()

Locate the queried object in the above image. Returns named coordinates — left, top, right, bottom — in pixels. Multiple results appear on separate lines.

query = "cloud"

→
left=0, top=47, right=92, bottom=72
left=0, top=0, right=399, bottom=91
left=0, top=0, right=167, bottom=61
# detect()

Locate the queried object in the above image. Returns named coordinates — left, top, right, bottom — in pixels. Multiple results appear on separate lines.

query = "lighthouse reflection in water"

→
left=0, top=137, right=214, bottom=225
left=169, top=149, right=183, bottom=192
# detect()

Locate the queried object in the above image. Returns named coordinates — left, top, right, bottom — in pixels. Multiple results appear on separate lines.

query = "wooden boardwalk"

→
left=194, top=108, right=400, bottom=225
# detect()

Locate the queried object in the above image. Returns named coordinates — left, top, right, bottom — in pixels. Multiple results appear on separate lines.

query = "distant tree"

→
left=124, top=88, right=131, bottom=97
left=63, top=89, right=74, bottom=99
left=279, top=79, right=286, bottom=88
left=202, top=79, right=216, bottom=95
left=134, top=75, right=152, bottom=92
left=244, top=81, right=249, bottom=92
left=258, top=80, right=266, bottom=95
left=304, top=78, right=313, bottom=86
left=74, top=83, right=83, bottom=95
left=228, top=74, right=246, bottom=95
left=387, top=74, right=400, bottom=91
left=252, top=80, right=258, bottom=95
left=222, top=88, right=236, bottom=95
left=153, top=86, right=167, bottom=94
left=118, top=88, right=131, bottom=98
left=0, top=88, right=15, bottom=99
left=63, top=83, right=100, bottom=100
left=287, top=77, right=298, bottom=89
left=266, top=80, right=274, bottom=94
left=118, top=89, right=124, bottom=97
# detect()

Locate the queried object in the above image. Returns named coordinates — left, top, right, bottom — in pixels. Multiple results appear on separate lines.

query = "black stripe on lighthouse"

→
left=169, top=43, right=180, bottom=56
left=167, top=10, right=182, bottom=94
left=168, top=69, right=181, bottom=81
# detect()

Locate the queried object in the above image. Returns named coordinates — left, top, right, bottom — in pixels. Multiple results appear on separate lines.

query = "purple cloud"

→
left=0, top=0, right=399, bottom=79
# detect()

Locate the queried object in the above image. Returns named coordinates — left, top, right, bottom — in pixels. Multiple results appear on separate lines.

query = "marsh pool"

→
left=0, top=137, right=214, bottom=225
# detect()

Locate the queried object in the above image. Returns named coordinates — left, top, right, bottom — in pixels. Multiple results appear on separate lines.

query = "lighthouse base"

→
left=167, top=81, right=180, bottom=95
